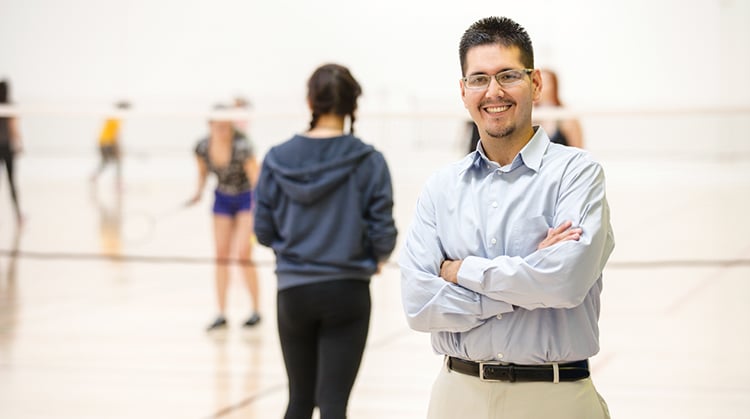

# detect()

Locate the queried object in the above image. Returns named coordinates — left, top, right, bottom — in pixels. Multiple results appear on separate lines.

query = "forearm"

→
left=453, top=161, right=614, bottom=309
left=252, top=167, right=279, bottom=247
left=399, top=238, right=514, bottom=333
left=400, top=177, right=514, bottom=333
left=253, top=203, right=277, bottom=247
left=191, top=156, right=209, bottom=200
left=244, top=158, right=260, bottom=189
left=193, top=176, right=207, bottom=199
left=367, top=208, right=397, bottom=260
left=457, top=223, right=613, bottom=310
left=371, top=229, right=397, bottom=261
left=366, top=155, right=397, bottom=259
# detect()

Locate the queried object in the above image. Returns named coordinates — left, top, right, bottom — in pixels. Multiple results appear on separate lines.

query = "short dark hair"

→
left=459, top=17, right=534, bottom=76
left=307, top=63, right=362, bottom=134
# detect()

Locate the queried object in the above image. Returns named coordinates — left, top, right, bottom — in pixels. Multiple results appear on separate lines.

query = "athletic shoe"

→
left=206, top=316, right=227, bottom=331
left=243, top=313, right=261, bottom=327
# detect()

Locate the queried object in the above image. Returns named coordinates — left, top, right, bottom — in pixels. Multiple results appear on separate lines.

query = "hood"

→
left=264, top=135, right=375, bottom=204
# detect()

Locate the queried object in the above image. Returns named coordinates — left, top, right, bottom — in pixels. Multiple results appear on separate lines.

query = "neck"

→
left=307, top=114, right=346, bottom=138
left=211, top=134, right=233, bottom=144
left=481, top=126, right=535, bottom=166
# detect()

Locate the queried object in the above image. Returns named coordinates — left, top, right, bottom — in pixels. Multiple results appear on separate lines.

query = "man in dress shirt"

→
left=399, top=16, right=614, bottom=418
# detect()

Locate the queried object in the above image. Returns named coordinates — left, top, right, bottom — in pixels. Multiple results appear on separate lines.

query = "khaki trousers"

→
left=427, top=358, right=610, bottom=419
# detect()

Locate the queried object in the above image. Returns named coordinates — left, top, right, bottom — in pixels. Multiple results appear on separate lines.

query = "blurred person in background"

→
left=0, top=79, right=24, bottom=226
left=232, top=95, right=251, bottom=137
left=533, top=68, right=584, bottom=148
left=189, top=104, right=261, bottom=331
left=90, top=186, right=122, bottom=257
left=465, top=120, right=481, bottom=154
left=253, top=63, right=397, bottom=419
left=90, top=100, right=130, bottom=188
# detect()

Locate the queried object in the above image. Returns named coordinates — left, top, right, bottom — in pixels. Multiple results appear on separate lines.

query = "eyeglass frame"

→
left=461, top=68, right=535, bottom=90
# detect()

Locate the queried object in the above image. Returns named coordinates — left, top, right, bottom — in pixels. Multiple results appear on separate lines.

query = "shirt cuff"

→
left=459, top=256, right=515, bottom=316
left=480, top=294, right=515, bottom=318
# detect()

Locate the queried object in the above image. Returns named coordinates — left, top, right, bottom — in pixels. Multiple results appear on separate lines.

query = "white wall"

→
left=1, top=0, right=749, bottom=159
left=2, top=0, right=748, bottom=110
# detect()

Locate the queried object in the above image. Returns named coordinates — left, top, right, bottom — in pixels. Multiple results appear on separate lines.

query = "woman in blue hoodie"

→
left=254, top=64, right=397, bottom=419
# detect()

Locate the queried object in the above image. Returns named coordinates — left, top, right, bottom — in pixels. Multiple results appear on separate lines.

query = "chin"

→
left=485, top=125, right=516, bottom=139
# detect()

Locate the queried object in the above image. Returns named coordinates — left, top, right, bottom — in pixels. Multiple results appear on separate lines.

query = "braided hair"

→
left=307, top=64, right=362, bottom=134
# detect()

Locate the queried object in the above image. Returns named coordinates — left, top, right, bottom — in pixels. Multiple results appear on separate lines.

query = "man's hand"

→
left=439, top=259, right=462, bottom=284
left=439, top=221, right=581, bottom=284
left=537, top=220, right=582, bottom=250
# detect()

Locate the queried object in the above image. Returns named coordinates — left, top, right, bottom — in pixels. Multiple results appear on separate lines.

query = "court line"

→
left=605, top=259, right=750, bottom=269
left=204, top=328, right=415, bottom=418
left=2, top=249, right=750, bottom=269
left=202, top=382, right=288, bottom=419
left=663, top=243, right=750, bottom=314
left=0, top=250, right=264, bottom=266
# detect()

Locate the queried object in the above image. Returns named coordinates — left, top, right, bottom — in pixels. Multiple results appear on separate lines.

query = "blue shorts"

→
left=212, top=190, right=252, bottom=216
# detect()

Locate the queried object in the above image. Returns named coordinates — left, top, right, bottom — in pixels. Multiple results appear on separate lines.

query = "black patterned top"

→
left=194, top=133, right=254, bottom=195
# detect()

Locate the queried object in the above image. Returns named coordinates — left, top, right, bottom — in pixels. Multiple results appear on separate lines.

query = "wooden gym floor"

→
left=1, top=142, right=749, bottom=418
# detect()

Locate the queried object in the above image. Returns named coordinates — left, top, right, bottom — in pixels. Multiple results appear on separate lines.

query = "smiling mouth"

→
left=483, top=104, right=512, bottom=114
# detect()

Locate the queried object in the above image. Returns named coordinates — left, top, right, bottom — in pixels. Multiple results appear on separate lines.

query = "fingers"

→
left=439, top=259, right=460, bottom=284
left=565, top=229, right=582, bottom=241
left=550, top=220, right=573, bottom=235
left=538, top=221, right=583, bottom=250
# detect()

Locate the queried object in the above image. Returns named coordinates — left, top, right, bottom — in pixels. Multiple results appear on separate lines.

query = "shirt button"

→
left=490, top=238, right=497, bottom=245
left=496, top=353, right=504, bottom=360
left=496, top=314, right=503, bottom=320
left=492, top=201, right=498, bottom=208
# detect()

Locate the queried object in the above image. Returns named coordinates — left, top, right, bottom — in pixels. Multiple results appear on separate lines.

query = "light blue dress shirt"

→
left=399, top=127, right=615, bottom=365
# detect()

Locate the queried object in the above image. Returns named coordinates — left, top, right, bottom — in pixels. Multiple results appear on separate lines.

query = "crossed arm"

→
left=439, top=220, right=581, bottom=284
left=400, top=162, right=613, bottom=334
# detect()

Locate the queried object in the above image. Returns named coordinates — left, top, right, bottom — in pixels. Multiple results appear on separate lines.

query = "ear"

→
left=531, top=69, right=543, bottom=103
left=459, top=78, right=468, bottom=109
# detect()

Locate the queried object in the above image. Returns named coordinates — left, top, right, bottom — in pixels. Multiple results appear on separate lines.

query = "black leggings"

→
left=0, top=145, right=20, bottom=217
left=277, top=279, right=371, bottom=419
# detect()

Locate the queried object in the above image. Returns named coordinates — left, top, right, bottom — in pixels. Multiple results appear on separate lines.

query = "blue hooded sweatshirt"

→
left=253, top=134, right=397, bottom=291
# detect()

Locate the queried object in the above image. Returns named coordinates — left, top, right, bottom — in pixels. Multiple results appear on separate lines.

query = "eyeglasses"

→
left=462, top=69, right=534, bottom=90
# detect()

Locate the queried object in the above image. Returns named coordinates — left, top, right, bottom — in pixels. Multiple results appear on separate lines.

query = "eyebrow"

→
left=467, top=68, right=517, bottom=76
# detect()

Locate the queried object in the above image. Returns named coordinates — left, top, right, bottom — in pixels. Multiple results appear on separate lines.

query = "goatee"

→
left=485, top=124, right=516, bottom=139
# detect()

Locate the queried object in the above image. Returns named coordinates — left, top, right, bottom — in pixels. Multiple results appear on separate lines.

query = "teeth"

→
left=485, top=105, right=510, bottom=113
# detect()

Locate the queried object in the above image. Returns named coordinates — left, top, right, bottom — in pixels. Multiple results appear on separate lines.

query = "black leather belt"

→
left=447, top=357, right=590, bottom=383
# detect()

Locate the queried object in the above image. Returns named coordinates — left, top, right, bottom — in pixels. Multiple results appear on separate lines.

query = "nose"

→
left=485, top=75, right=505, bottom=98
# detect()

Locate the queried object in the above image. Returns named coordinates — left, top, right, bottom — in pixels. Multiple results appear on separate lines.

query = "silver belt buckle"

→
left=478, top=361, right=504, bottom=382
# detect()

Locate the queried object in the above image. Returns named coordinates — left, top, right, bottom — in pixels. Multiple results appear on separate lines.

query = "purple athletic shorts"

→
left=212, top=190, right=252, bottom=216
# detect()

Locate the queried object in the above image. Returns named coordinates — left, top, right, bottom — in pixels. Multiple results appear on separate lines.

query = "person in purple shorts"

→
left=189, top=104, right=261, bottom=331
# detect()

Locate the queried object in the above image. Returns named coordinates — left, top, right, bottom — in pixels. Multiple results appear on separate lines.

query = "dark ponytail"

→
left=307, top=64, right=362, bottom=134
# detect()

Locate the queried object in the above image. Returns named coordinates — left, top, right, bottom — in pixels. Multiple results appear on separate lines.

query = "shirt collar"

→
left=459, top=126, right=550, bottom=176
